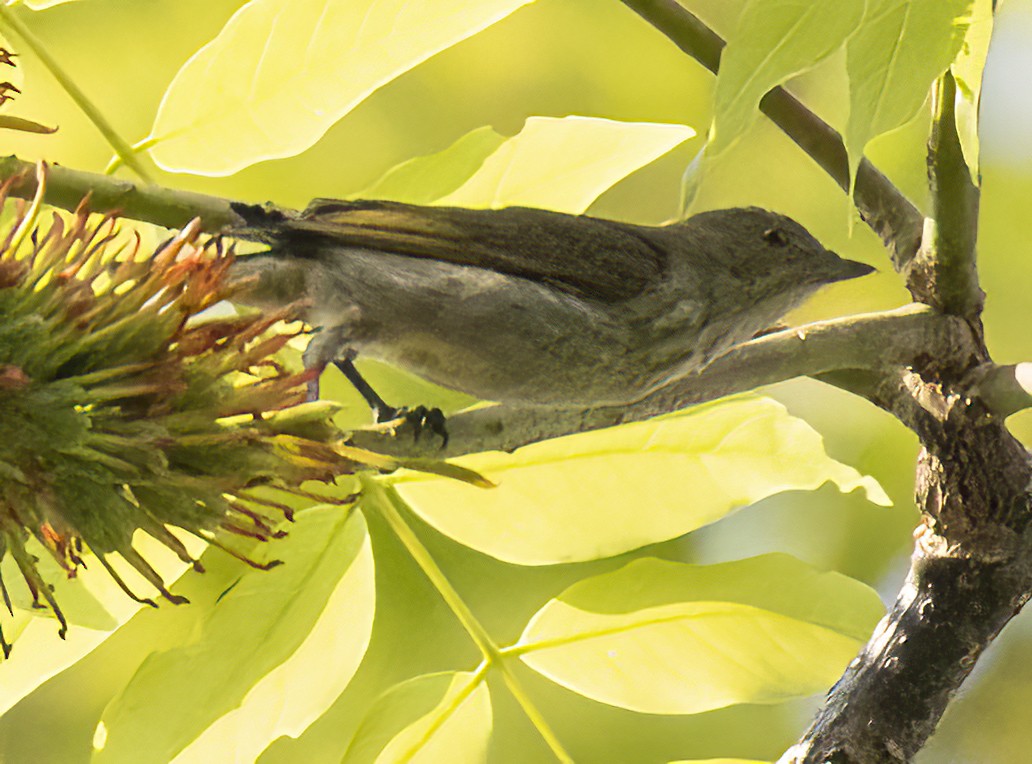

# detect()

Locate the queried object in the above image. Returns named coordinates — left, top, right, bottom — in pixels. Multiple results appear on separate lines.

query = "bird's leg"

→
left=334, top=355, right=449, bottom=447
left=333, top=352, right=395, bottom=421
left=301, top=328, right=447, bottom=445
left=301, top=325, right=349, bottom=402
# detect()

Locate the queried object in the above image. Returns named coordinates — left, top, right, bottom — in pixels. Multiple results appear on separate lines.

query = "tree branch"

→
left=352, top=305, right=974, bottom=457
left=782, top=62, right=1006, bottom=759
left=618, top=0, right=925, bottom=269
left=968, top=363, right=1032, bottom=417
left=0, top=156, right=245, bottom=231
left=785, top=393, right=1032, bottom=763
left=906, top=71, right=984, bottom=316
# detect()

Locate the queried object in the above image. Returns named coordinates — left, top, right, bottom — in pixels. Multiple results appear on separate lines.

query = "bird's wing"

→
left=270, top=199, right=666, bottom=303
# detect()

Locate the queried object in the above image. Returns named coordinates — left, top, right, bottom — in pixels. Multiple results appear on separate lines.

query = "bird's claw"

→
left=377, top=405, right=449, bottom=448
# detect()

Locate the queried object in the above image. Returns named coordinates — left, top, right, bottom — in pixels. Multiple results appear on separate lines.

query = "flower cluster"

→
left=0, top=175, right=369, bottom=655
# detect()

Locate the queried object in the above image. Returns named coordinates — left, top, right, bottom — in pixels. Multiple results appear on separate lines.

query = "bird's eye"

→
left=763, top=228, right=789, bottom=247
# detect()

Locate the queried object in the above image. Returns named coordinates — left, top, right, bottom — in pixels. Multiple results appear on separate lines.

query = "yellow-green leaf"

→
left=391, top=397, right=890, bottom=565
left=172, top=516, right=375, bottom=764
left=96, top=506, right=373, bottom=763
left=844, top=0, right=973, bottom=182
left=0, top=538, right=115, bottom=632
left=148, top=0, right=536, bottom=175
left=342, top=671, right=492, bottom=764
left=0, top=531, right=206, bottom=719
left=21, top=1, right=81, bottom=9
left=710, top=0, right=864, bottom=155
left=952, top=0, right=995, bottom=184
left=355, top=126, right=507, bottom=205
left=515, top=555, right=884, bottom=714
left=436, top=116, right=695, bottom=213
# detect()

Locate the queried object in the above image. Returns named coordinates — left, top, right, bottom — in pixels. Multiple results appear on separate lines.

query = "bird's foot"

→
left=377, top=404, right=449, bottom=448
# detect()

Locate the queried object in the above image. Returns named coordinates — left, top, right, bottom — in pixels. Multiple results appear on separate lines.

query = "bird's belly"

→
left=356, top=314, right=647, bottom=406
left=308, top=252, right=664, bottom=406
left=346, top=296, right=650, bottom=406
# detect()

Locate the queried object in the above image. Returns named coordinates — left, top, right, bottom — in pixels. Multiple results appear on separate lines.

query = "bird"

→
left=227, top=199, right=873, bottom=427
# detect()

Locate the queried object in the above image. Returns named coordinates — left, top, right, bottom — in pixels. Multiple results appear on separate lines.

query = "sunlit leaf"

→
left=356, top=126, right=507, bottom=205
left=391, top=397, right=890, bottom=565
left=0, top=530, right=206, bottom=721
left=516, top=555, right=884, bottom=714
left=844, top=0, right=973, bottom=182
left=952, top=0, right=995, bottom=184
left=342, top=671, right=492, bottom=764
left=147, top=0, right=536, bottom=175
left=0, top=614, right=100, bottom=717
left=96, top=505, right=372, bottom=763
left=436, top=116, right=695, bottom=213
left=709, top=0, right=864, bottom=155
left=172, top=515, right=374, bottom=764
left=0, top=538, right=115, bottom=632
left=20, top=1, right=81, bottom=9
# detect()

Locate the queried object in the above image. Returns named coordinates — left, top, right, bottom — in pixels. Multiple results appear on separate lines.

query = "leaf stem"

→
left=369, top=479, right=573, bottom=763
left=498, top=669, right=573, bottom=764
left=396, top=663, right=489, bottom=764
left=501, top=609, right=714, bottom=658
left=0, top=4, right=154, bottom=183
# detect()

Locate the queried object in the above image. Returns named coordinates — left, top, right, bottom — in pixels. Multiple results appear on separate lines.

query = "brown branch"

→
left=785, top=388, right=1032, bottom=763
left=619, top=0, right=925, bottom=269
left=967, top=363, right=1032, bottom=417
left=786, top=60, right=996, bottom=764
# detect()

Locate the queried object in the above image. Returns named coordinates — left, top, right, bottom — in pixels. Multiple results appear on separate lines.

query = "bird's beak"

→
left=825, top=251, right=877, bottom=282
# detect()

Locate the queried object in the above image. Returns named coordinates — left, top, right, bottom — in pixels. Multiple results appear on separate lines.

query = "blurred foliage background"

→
left=0, top=0, right=1029, bottom=761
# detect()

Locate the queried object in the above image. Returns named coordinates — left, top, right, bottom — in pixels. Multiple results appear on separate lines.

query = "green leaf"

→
left=710, top=0, right=864, bottom=155
left=0, top=532, right=256, bottom=762
left=96, top=506, right=374, bottom=763
left=951, top=0, right=995, bottom=184
left=0, top=533, right=206, bottom=720
left=844, top=0, right=973, bottom=182
left=355, top=126, right=507, bottom=205
left=515, top=554, right=884, bottom=714
left=172, top=516, right=375, bottom=763
left=20, top=1, right=81, bottom=8
left=147, top=0, right=536, bottom=175
left=391, top=397, right=890, bottom=565
left=1, top=537, right=115, bottom=631
left=342, top=671, right=492, bottom=764
left=436, top=116, right=695, bottom=213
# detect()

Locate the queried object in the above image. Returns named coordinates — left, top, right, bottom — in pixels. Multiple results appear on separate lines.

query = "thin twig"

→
left=0, top=156, right=245, bottom=231
left=0, top=5, right=154, bottom=183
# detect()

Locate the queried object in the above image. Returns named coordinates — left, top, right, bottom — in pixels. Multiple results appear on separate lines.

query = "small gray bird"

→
left=228, top=200, right=872, bottom=419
